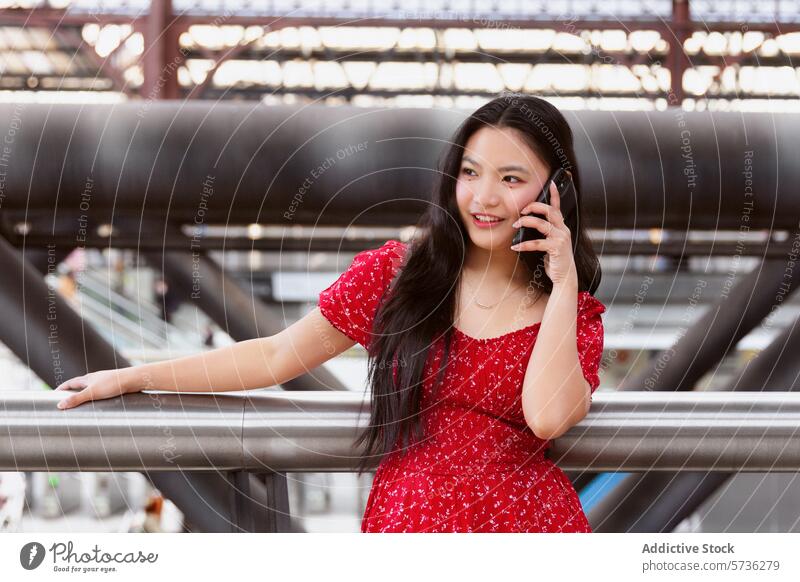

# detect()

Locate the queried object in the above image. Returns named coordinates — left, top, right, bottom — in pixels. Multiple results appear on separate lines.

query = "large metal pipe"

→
left=3, top=390, right=800, bottom=472
left=0, top=102, right=797, bottom=230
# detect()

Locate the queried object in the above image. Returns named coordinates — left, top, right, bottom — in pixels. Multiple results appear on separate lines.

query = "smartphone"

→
left=512, top=167, right=577, bottom=248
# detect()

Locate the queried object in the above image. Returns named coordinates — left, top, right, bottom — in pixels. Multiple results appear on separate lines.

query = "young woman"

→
left=55, top=94, right=605, bottom=533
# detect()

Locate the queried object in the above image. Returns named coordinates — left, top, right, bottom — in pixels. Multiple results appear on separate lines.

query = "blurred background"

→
left=1, top=0, right=800, bottom=534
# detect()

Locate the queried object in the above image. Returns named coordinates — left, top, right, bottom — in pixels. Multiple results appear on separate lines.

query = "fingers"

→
left=57, top=387, right=93, bottom=410
left=519, top=200, right=546, bottom=215
left=518, top=201, right=564, bottom=225
left=510, top=239, right=551, bottom=253
left=55, top=375, right=92, bottom=410
left=512, top=215, right=554, bottom=236
left=55, top=376, right=87, bottom=391
left=549, top=180, right=561, bottom=212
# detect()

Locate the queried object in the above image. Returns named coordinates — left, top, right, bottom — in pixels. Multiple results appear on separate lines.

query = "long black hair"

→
left=353, top=93, right=602, bottom=475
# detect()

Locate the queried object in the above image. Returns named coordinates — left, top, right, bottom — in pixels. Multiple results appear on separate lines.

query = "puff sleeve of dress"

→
left=317, top=239, right=406, bottom=350
left=576, top=290, right=606, bottom=396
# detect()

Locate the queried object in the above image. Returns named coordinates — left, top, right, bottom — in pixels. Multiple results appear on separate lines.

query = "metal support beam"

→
left=21, top=245, right=74, bottom=278
left=667, top=0, right=690, bottom=105
left=138, top=469, right=292, bottom=532
left=570, top=251, right=800, bottom=486
left=0, top=234, right=126, bottom=386
left=587, top=315, right=800, bottom=532
left=142, top=0, right=181, bottom=100
left=2, top=7, right=799, bottom=35
left=582, top=253, right=800, bottom=531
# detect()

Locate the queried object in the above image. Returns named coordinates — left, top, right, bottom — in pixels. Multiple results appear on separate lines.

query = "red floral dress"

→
left=318, top=239, right=606, bottom=533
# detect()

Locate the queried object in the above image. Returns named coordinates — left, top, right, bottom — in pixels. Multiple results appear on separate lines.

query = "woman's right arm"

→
left=55, top=307, right=357, bottom=409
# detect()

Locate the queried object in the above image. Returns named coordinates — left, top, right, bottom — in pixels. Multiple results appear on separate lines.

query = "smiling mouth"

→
left=471, top=214, right=504, bottom=223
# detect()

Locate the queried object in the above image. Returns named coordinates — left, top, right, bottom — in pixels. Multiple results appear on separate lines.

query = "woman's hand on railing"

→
left=54, top=369, right=136, bottom=410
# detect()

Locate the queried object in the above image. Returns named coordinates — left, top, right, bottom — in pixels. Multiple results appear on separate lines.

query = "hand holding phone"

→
left=511, top=167, right=576, bottom=249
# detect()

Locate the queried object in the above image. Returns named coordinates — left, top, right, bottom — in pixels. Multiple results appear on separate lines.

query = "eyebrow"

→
left=461, top=155, right=530, bottom=175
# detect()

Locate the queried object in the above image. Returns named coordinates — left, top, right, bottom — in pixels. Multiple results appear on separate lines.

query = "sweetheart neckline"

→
left=452, top=321, right=542, bottom=342
left=449, top=290, right=599, bottom=342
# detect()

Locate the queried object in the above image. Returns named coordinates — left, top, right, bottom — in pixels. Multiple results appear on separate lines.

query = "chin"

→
left=468, top=232, right=512, bottom=251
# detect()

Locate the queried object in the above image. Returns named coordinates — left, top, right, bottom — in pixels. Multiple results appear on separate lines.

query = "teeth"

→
left=475, top=215, right=502, bottom=223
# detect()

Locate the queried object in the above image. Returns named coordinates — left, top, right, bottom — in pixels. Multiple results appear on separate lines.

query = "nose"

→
left=471, top=179, right=502, bottom=210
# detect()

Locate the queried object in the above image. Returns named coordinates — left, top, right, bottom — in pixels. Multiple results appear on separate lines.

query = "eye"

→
left=503, top=175, right=522, bottom=184
left=461, top=167, right=476, bottom=177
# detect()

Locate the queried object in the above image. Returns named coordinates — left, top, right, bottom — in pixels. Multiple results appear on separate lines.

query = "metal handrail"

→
left=3, top=391, right=800, bottom=472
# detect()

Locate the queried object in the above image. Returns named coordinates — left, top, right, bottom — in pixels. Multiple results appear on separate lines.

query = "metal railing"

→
left=3, top=390, right=800, bottom=473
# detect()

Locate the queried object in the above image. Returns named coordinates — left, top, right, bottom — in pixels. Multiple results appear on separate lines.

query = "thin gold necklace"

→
left=460, top=276, right=527, bottom=310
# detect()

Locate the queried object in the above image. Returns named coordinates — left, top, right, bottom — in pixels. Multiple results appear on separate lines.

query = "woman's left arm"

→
left=510, top=177, right=591, bottom=440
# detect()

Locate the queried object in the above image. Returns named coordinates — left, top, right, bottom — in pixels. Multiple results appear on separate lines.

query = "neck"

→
left=463, top=244, right=528, bottom=286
